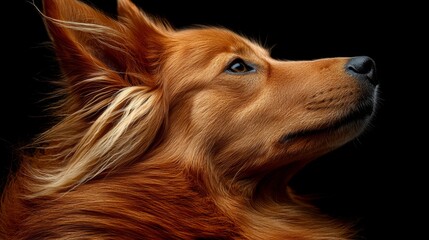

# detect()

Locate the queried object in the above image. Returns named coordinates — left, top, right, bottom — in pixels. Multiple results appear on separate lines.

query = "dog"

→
left=0, top=0, right=378, bottom=239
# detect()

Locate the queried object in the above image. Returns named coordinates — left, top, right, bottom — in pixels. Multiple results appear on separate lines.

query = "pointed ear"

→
left=29, top=0, right=171, bottom=198
left=117, top=0, right=172, bottom=32
left=116, top=0, right=173, bottom=77
left=42, top=0, right=169, bottom=103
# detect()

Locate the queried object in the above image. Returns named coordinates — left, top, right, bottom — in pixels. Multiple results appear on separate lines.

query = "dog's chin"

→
left=279, top=102, right=375, bottom=145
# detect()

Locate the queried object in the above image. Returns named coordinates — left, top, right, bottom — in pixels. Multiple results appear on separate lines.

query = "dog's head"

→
left=40, top=0, right=377, bottom=194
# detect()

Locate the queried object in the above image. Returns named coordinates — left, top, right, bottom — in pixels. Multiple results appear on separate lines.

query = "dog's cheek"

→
left=190, top=90, right=240, bottom=129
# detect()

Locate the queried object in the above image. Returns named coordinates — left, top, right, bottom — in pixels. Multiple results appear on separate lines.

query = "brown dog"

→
left=0, top=0, right=378, bottom=239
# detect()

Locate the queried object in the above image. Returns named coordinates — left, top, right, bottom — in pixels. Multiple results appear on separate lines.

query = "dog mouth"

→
left=279, top=101, right=374, bottom=144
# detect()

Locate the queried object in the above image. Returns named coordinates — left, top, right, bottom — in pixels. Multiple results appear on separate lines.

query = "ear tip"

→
left=118, top=0, right=132, bottom=4
left=118, top=0, right=136, bottom=11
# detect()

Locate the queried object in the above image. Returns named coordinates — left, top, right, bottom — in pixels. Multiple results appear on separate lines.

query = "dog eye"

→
left=226, top=58, right=255, bottom=74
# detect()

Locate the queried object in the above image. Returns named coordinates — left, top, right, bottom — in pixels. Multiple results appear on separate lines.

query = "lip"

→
left=279, top=101, right=374, bottom=144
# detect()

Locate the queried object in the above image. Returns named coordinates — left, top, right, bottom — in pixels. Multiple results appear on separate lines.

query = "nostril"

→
left=347, top=59, right=372, bottom=75
left=346, top=56, right=377, bottom=86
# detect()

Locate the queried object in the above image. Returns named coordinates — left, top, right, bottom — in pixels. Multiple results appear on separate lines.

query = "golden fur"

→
left=0, top=0, right=377, bottom=239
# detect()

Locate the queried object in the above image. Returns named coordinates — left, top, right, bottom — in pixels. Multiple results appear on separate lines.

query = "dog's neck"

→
left=146, top=145, right=353, bottom=240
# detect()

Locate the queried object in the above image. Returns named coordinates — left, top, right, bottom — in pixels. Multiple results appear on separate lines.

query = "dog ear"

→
left=42, top=0, right=170, bottom=101
left=31, top=0, right=171, bottom=197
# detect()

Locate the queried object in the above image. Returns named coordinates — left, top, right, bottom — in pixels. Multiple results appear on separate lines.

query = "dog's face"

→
left=43, top=0, right=377, bottom=186
left=162, top=28, right=377, bottom=177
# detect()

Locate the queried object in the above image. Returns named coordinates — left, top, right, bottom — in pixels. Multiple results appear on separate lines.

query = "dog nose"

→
left=346, top=56, right=377, bottom=86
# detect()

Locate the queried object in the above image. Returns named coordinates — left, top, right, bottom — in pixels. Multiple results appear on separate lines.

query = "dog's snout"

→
left=346, top=56, right=377, bottom=86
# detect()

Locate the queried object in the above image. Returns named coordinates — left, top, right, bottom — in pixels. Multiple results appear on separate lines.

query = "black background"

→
left=1, top=0, right=425, bottom=239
